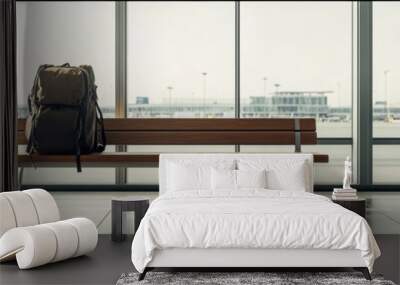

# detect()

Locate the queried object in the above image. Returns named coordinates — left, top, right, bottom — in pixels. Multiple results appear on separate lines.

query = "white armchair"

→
left=0, top=189, right=98, bottom=269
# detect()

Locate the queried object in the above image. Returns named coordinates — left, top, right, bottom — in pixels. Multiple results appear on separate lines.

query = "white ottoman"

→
left=0, top=189, right=98, bottom=269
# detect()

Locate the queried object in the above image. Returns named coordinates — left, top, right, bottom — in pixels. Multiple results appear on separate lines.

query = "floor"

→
left=0, top=235, right=399, bottom=285
left=0, top=236, right=133, bottom=285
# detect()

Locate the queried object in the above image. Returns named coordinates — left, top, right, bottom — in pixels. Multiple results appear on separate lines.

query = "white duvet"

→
left=131, top=190, right=380, bottom=273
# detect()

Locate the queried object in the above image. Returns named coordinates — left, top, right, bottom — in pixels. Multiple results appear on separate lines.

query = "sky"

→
left=128, top=1, right=352, bottom=107
left=16, top=1, right=400, bottom=108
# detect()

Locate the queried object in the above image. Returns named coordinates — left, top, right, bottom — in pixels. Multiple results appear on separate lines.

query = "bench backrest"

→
left=18, top=118, right=316, bottom=149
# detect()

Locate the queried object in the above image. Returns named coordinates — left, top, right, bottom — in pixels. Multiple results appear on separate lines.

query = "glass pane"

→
left=240, top=1, right=352, bottom=137
left=373, top=2, right=400, bottom=137
left=21, top=168, right=116, bottom=185
left=127, top=1, right=235, bottom=118
left=20, top=145, right=116, bottom=185
left=302, top=145, right=351, bottom=185
left=373, top=145, right=400, bottom=184
left=16, top=1, right=116, bottom=118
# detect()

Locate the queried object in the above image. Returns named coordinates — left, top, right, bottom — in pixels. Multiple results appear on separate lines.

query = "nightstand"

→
left=332, top=198, right=366, bottom=218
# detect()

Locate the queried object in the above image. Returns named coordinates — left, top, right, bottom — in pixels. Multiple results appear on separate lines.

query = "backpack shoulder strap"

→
left=79, top=65, right=96, bottom=94
left=95, top=101, right=106, bottom=152
left=26, top=64, right=53, bottom=154
left=79, top=65, right=95, bottom=83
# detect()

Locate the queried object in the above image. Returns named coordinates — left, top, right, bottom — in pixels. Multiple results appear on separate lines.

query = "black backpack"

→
left=25, top=63, right=106, bottom=172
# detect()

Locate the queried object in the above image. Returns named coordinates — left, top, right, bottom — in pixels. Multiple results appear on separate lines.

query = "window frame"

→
left=18, top=0, right=399, bottom=189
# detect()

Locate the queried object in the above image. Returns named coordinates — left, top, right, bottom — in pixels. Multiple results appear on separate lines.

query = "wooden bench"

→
left=17, top=118, right=328, bottom=168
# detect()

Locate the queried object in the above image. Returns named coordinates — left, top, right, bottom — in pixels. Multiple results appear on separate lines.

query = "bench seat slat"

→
left=17, top=153, right=329, bottom=167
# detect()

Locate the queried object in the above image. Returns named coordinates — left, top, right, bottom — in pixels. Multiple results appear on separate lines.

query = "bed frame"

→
left=139, top=152, right=372, bottom=281
left=142, top=249, right=371, bottom=280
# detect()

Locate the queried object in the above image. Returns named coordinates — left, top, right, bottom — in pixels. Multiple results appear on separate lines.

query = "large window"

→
left=127, top=1, right=235, bottom=118
left=15, top=1, right=400, bottom=188
left=373, top=2, right=400, bottom=183
left=241, top=1, right=352, bottom=138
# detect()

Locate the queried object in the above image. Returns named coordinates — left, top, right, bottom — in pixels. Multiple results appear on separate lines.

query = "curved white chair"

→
left=0, top=189, right=98, bottom=269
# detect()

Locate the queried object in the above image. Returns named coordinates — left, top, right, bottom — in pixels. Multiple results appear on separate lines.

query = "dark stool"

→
left=111, top=197, right=150, bottom=242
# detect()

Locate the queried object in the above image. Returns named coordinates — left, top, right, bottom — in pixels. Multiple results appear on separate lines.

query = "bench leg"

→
left=138, top=268, right=148, bottom=281
left=354, top=267, right=371, bottom=280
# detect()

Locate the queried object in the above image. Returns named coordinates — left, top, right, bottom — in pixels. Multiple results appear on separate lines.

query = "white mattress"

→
left=131, top=190, right=380, bottom=273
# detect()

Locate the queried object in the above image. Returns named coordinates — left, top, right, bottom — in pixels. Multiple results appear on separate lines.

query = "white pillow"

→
left=211, top=168, right=236, bottom=190
left=167, top=162, right=211, bottom=191
left=237, top=169, right=267, bottom=189
left=211, top=168, right=267, bottom=191
left=238, top=159, right=309, bottom=192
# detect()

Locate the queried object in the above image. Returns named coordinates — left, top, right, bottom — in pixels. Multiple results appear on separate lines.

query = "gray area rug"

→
left=116, top=272, right=396, bottom=285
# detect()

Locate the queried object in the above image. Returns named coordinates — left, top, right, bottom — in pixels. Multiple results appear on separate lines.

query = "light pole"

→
left=274, top=83, right=280, bottom=94
left=262, top=77, right=268, bottom=116
left=202, top=72, right=207, bottom=117
left=167, top=86, right=173, bottom=117
left=384, top=70, right=390, bottom=121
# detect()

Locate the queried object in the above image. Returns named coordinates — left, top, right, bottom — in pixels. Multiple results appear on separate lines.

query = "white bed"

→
left=131, top=153, right=380, bottom=280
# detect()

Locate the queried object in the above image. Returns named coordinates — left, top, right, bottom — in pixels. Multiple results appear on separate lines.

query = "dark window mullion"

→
left=357, top=1, right=373, bottom=185
left=235, top=1, right=240, bottom=152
